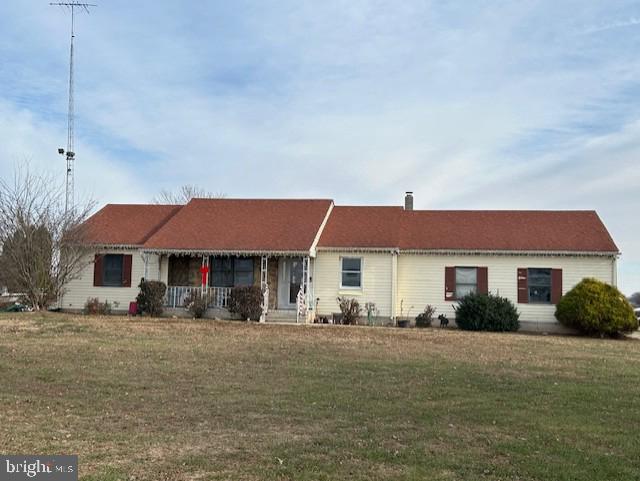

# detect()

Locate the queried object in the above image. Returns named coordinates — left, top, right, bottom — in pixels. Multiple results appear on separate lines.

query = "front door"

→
left=278, top=257, right=303, bottom=309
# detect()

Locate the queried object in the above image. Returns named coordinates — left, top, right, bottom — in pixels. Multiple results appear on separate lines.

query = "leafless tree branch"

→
left=0, top=166, right=94, bottom=310
left=152, top=184, right=225, bottom=205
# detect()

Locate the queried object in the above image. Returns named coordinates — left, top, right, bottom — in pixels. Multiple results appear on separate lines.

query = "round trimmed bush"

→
left=555, top=278, right=638, bottom=336
left=454, top=292, right=520, bottom=332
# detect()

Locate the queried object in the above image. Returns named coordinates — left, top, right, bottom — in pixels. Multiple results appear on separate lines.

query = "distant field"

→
left=0, top=313, right=639, bottom=481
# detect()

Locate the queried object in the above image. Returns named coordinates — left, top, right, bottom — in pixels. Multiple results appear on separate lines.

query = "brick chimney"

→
left=404, top=191, right=413, bottom=211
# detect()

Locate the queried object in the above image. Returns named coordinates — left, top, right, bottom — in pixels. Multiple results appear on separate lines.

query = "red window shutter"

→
left=122, top=255, right=133, bottom=287
left=445, top=267, right=456, bottom=301
left=477, top=267, right=488, bottom=294
left=517, top=268, right=528, bottom=304
left=93, top=254, right=104, bottom=287
left=551, top=269, right=563, bottom=304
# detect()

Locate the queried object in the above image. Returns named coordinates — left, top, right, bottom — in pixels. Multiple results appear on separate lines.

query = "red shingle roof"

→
left=82, top=204, right=182, bottom=246
left=316, top=206, right=403, bottom=248
left=399, top=210, right=618, bottom=252
left=317, top=208, right=618, bottom=253
left=143, top=198, right=333, bottom=252
left=83, top=200, right=618, bottom=254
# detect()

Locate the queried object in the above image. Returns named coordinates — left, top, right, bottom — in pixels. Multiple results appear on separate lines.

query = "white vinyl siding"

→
left=397, top=253, right=615, bottom=325
left=61, top=248, right=161, bottom=312
left=314, top=251, right=393, bottom=317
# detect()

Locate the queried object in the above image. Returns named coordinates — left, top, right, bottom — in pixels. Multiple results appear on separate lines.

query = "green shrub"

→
left=136, top=280, right=166, bottom=317
left=229, top=286, right=263, bottom=321
left=555, top=278, right=638, bottom=336
left=454, top=292, right=520, bottom=332
left=415, top=305, right=436, bottom=328
left=337, top=297, right=361, bottom=325
left=184, top=290, right=209, bottom=319
left=83, top=297, right=111, bottom=315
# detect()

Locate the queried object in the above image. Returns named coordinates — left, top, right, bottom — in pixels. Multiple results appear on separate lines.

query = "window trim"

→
left=527, top=267, right=552, bottom=304
left=454, top=266, right=478, bottom=300
left=102, top=254, right=124, bottom=287
left=339, top=256, right=363, bottom=290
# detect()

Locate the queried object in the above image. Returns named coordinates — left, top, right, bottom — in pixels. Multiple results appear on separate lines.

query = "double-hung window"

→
left=341, top=257, right=362, bottom=288
left=103, top=254, right=124, bottom=287
left=455, top=267, right=477, bottom=299
left=528, top=268, right=551, bottom=303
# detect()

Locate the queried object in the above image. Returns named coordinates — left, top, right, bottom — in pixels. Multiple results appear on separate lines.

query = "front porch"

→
left=159, top=253, right=312, bottom=321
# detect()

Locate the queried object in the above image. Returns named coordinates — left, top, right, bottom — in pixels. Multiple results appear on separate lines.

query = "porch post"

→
left=297, top=256, right=310, bottom=324
left=142, top=252, right=149, bottom=280
left=260, top=255, right=268, bottom=322
left=306, top=256, right=312, bottom=322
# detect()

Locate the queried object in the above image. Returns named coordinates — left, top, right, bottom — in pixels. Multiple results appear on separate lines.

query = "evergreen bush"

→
left=454, top=292, right=520, bottom=332
left=555, top=278, right=638, bottom=335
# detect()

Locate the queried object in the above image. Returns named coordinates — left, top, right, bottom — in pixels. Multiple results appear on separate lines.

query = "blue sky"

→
left=0, top=1, right=639, bottom=294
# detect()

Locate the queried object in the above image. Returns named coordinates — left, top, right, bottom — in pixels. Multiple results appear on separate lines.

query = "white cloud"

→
left=0, top=0, right=639, bottom=292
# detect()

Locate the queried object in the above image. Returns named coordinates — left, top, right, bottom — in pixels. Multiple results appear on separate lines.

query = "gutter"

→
left=397, top=249, right=620, bottom=257
left=316, top=246, right=398, bottom=254
left=141, top=248, right=311, bottom=257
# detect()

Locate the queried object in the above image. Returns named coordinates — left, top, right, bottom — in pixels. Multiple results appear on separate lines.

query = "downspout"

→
left=391, top=249, right=398, bottom=321
left=612, top=255, right=618, bottom=287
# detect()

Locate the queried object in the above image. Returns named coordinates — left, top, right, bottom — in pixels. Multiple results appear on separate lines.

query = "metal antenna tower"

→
left=50, top=2, right=96, bottom=213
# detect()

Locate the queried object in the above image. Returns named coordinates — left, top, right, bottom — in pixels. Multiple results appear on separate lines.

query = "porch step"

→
left=265, top=309, right=298, bottom=323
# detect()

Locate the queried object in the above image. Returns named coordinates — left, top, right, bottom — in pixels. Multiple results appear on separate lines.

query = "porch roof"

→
left=143, top=198, right=333, bottom=252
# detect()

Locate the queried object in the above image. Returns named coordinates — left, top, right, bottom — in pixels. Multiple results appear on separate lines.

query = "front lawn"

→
left=0, top=313, right=638, bottom=480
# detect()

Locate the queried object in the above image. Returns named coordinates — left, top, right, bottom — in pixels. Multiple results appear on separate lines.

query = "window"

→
left=341, top=257, right=362, bottom=288
left=212, top=257, right=233, bottom=287
left=455, top=267, right=477, bottom=299
left=103, top=254, right=124, bottom=287
left=234, top=258, right=254, bottom=286
left=211, top=257, right=254, bottom=287
left=528, top=268, right=551, bottom=303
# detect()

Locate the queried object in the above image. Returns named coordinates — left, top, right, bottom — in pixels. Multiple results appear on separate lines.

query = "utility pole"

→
left=50, top=2, right=97, bottom=213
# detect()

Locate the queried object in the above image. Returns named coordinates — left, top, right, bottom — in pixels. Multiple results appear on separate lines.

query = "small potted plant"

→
left=397, top=300, right=413, bottom=328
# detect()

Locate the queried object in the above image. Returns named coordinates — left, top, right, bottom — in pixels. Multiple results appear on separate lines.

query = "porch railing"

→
left=164, top=286, right=232, bottom=309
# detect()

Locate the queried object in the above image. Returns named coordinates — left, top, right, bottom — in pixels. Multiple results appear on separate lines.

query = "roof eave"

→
left=399, top=248, right=621, bottom=257
left=84, top=243, right=143, bottom=250
left=142, top=248, right=311, bottom=257
left=316, top=246, right=398, bottom=253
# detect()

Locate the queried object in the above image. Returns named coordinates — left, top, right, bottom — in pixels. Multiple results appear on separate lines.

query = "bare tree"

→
left=152, top=184, right=225, bottom=205
left=0, top=168, right=94, bottom=310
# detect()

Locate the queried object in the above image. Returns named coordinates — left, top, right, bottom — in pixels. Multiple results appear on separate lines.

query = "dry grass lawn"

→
left=0, top=313, right=639, bottom=480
